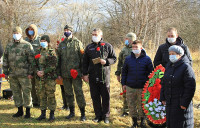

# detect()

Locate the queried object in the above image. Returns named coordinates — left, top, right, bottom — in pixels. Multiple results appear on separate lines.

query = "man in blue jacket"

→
left=121, top=40, right=153, bottom=128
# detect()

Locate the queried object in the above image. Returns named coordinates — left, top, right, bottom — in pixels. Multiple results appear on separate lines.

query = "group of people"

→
left=1, top=24, right=196, bottom=128
left=116, top=28, right=195, bottom=128
left=2, top=24, right=117, bottom=124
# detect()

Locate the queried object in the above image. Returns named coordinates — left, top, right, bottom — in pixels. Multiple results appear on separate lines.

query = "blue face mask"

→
left=125, top=40, right=129, bottom=45
left=132, top=49, right=141, bottom=54
left=64, top=31, right=71, bottom=37
left=28, top=30, right=34, bottom=36
left=169, top=55, right=178, bottom=63
left=40, top=42, right=48, bottom=48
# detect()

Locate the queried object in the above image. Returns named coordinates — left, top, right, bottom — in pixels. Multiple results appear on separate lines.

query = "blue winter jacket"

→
left=121, top=50, right=153, bottom=88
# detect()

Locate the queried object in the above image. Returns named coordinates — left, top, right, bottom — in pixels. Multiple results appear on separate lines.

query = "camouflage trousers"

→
left=63, top=77, right=86, bottom=108
left=122, top=86, right=129, bottom=113
left=126, top=86, right=144, bottom=118
left=9, top=76, right=32, bottom=108
left=37, top=79, right=56, bottom=110
left=31, top=74, right=40, bottom=105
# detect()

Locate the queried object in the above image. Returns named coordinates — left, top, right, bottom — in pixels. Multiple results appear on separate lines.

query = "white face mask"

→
left=132, top=49, right=141, bottom=54
left=13, top=34, right=22, bottom=41
left=92, top=36, right=101, bottom=43
left=167, top=38, right=176, bottom=44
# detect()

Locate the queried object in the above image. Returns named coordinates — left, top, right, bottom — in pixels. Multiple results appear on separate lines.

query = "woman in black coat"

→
left=160, top=45, right=196, bottom=128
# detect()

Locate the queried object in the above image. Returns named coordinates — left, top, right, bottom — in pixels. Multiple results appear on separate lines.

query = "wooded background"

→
left=0, top=0, right=200, bottom=50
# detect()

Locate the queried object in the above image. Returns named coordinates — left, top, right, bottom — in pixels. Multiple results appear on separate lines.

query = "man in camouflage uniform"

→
left=57, top=24, right=86, bottom=121
left=115, top=32, right=136, bottom=117
left=25, top=24, right=41, bottom=107
left=3, top=26, right=34, bottom=118
left=35, top=35, right=57, bottom=122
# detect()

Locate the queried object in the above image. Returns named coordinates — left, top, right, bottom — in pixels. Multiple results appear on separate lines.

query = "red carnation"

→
left=144, top=109, right=148, bottom=114
left=155, top=78, right=161, bottom=84
left=101, top=43, right=105, bottom=46
left=142, top=99, right=146, bottom=101
left=141, top=94, right=144, bottom=97
left=96, top=47, right=100, bottom=51
left=61, top=37, right=65, bottom=41
left=148, top=73, right=154, bottom=78
left=120, top=90, right=127, bottom=95
left=1, top=74, right=5, bottom=77
left=35, top=54, right=41, bottom=59
left=70, top=69, right=78, bottom=79
left=57, top=40, right=60, bottom=44
left=160, top=67, right=165, bottom=72
left=147, top=115, right=151, bottom=118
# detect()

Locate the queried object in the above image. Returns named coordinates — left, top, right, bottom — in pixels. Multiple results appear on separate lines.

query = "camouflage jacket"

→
left=57, top=36, right=84, bottom=78
left=115, top=45, right=132, bottom=76
left=25, top=35, right=41, bottom=54
left=3, top=39, right=34, bottom=77
left=35, top=48, right=58, bottom=80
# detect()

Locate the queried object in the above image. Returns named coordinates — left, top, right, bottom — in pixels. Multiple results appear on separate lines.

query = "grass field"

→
left=0, top=49, right=199, bottom=128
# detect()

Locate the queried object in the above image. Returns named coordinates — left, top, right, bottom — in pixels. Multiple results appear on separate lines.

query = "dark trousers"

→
left=60, top=85, right=68, bottom=107
left=89, top=81, right=110, bottom=118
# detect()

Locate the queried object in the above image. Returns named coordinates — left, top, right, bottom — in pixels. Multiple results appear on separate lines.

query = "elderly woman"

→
left=160, top=45, right=196, bottom=128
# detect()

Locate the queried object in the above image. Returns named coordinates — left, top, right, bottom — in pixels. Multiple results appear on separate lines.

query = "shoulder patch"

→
left=80, top=49, right=84, bottom=54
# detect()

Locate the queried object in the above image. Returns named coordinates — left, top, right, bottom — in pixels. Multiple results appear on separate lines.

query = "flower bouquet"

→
left=142, top=64, right=166, bottom=127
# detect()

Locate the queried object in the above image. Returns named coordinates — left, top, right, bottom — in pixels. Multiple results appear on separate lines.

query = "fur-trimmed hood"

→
left=25, top=24, right=38, bottom=40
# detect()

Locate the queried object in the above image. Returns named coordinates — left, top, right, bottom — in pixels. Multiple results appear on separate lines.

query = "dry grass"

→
left=0, top=49, right=199, bottom=128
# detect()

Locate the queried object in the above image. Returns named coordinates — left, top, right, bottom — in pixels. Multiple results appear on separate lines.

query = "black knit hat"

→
left=41, top=35, right=50, bottom=43
left=64, top=24, right=73, bottom=32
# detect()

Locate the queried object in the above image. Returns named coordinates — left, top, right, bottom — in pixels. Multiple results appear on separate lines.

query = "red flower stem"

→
left=99, top=49, right=104, bottom=84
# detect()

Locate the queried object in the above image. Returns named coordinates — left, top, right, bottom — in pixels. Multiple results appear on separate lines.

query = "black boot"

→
left=80, top=107, right=86, bottom=121
left=13, top=106, right=23, bottom=117
left=33, top=103, right=40, bottom=108
left=61, top=105, right=69, bottom=110
left=93, top=116, right=102, bottom=123
left=37, top=110, right=46, bottom=121
left=24, top=107, right=31, bottom=118
left=140, top=117, right=147, bottom=128
left=131, top=117, right=138, bottom=128
left=49, top=110, right=55, bottom=122
left=121, top=112, right=129, bottom=117
left=66, top=106, right=75, bottom=119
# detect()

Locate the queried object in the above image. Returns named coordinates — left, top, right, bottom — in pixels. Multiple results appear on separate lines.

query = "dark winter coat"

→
left=121, top=50, right=153, bottom=88
left=82, top=40, right=117, bottom=85
left=0, top=40, right=3, bottom=58
left=160, top=55, right=196, bottom=128
left=153, top=37, right=192, bottom=68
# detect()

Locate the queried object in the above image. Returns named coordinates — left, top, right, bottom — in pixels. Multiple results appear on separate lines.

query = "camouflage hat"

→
left=41, top=35, right=50, bottom=43
left=126, top=32, right=137, bottom=41
left=13, top=26, right=22, bottom=35
left=64, top=24, right=73, bottom=32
